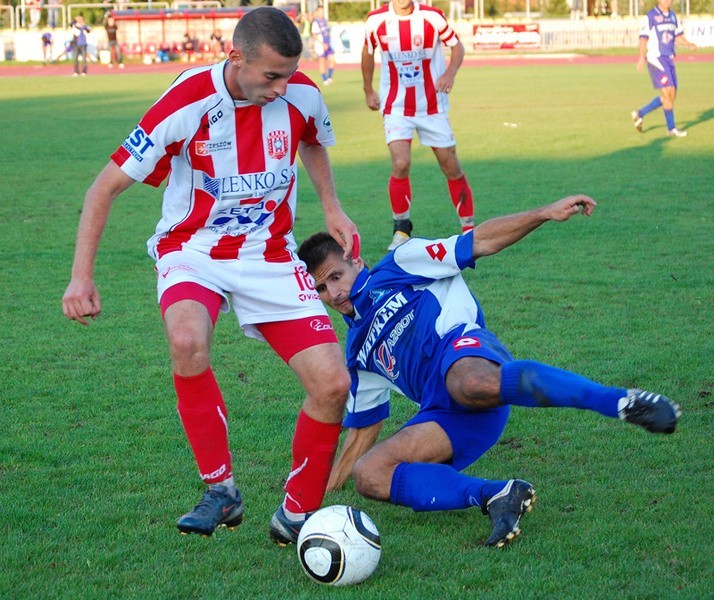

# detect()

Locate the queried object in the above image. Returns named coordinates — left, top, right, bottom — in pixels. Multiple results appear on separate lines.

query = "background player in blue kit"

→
left=298, top=194, right=681, bottom=548
left=632, top=0, right=697, bottom=137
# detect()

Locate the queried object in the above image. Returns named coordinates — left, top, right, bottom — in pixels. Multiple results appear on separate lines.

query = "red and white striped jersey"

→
left=111, top=61, right=335, bottom=263
left=364, top=2, right=459, bottom=117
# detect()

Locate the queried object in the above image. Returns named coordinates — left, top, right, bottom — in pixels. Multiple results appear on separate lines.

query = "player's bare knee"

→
left=447, top=358, right=501, bottom=409
left=167, top=328, right=210, bottom=369
left=353, top=457, right=390, bottom=501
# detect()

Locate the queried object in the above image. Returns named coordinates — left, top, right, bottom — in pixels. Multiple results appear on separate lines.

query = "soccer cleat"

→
left=387, top=218, right=413, bottom=251
left=667, top=128, right=687, bottom=138
left=269, top=505, right=310, bottom=546
left=176, top=485, right=244, bottom=536
left=483, top=479, right=536, bottom=548
left=618, top=389, right=681, bottom=434
left=631, top=110, right=643, bottom=132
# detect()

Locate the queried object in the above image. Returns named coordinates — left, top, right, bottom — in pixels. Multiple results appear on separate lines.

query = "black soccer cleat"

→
left=269, top=505, right=310, bottom=547
left=618, top=389, right=681, bottom=434
left=484, top=479, right=536, bottom=548
left=176, top=485, right=244, bottom=536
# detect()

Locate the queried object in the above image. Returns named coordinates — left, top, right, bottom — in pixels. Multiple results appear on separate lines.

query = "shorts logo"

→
left=375, top=341, right=398, bottom=380
left=267, top=130, right=289, bottom=160
left=309, top=318, right=333, bottom=332
left=426, top=242, right=447, bottom=262
left=659, top=75, right=669, bottom=85
left=453, top=336, right=481, bottom=350
left=160, top=264, right=198, bottom=279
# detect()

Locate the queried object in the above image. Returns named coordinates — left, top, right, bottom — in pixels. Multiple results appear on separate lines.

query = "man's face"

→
left=226, top=43, right=300, bottom=106
left=310, top=254, right=363, bottom=317
left=658, top=0, right=672, bottom=10
left=392, top=0, right=415, bottom=15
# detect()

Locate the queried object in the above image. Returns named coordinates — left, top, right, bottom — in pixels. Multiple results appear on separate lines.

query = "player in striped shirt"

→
left=62, top=8, right=358, bottom=543
left=362, top=0, right=473, bottom=250
left=631, top=0, right=697, bottom=137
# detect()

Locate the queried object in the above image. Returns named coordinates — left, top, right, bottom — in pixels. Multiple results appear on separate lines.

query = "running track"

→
left=1, top=52, right=712, bottom=77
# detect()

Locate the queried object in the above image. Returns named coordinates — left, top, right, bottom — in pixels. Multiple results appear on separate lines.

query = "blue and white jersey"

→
left=639, top=6, right=683, bottom=67
left=343, top=232, right=484, bottom=427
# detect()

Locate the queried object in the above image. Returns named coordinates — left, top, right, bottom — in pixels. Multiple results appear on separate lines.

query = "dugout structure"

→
left=110, top=4, right=298, bottom=60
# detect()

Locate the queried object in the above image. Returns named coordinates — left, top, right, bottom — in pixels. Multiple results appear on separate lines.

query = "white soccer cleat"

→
left=631, top=110, right=643, bottom=132
left=667, top=128, right=687, bottom=138
left=387, top=230, right=410, bottom=251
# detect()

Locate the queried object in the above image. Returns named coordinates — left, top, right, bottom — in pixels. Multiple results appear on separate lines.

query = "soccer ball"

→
left=297, top=505, right=381, bottom=586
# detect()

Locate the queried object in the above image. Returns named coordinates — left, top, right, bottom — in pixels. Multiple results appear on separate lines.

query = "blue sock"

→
left=389, top=462, right=507, bottom=511
left=327, top=67, right=334, bottom=79
left=500, top=360, right=623, bottom=418
left=638, top=97, right=662, bottom=117
left=664, top=109, right=676, bottom=130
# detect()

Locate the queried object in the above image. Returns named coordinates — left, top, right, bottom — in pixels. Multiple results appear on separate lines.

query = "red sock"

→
left=174, top=368, right=232, bottom=484
left=389, top=176, right=412, bottom=218
left=447, top=176, right=474, bottom=231
left=284, top=410, right=341, bottom=514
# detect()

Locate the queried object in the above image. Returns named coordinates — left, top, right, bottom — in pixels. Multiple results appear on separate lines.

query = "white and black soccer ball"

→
left=297, top=505, right=381, bottom=586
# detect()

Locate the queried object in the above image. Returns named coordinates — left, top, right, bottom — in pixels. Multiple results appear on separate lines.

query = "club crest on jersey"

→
left=375, top=341, right=398, bottom=380
left=413, top=35, right=423, bottom=47
left=267, top=130, right=289, bottom=160
left=453, top=336, right=481, bottom=350
left=426, top=242, right=447, bottom=262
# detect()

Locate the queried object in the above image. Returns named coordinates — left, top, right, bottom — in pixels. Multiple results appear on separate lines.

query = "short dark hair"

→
left=233, top=7, right=302, bottom=61
left=298, top=232, right=344, bottom=274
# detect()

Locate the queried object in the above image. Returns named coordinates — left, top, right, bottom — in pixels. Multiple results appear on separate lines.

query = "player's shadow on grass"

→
left=681, top=107, right=714, bottom=132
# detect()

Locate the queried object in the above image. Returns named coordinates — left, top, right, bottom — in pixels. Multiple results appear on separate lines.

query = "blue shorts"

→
left=404, top=326, right=513, bottom=471
left=647, top=56, right=678, bottom=89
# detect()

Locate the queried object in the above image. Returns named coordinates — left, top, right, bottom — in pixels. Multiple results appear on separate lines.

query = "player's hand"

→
left=548, top=195, right=597, bottom=221
left=435, top=73, right=456, bottom=94
left=325, top=208, right=360, bottom=260
left=636, top=56, right=646, bottom=72
left=62, top=278, right=102, bottom=325
left=364, top=90, right=380, bottom=111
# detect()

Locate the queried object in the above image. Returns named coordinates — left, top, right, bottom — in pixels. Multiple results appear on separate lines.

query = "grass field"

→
left=1, top=60, right=712, bottom=598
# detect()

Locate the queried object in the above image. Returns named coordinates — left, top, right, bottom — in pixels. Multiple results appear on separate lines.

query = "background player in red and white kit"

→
left=62, top=7, right=358, bottom=544
left=362, top=0, right=473, bottom=250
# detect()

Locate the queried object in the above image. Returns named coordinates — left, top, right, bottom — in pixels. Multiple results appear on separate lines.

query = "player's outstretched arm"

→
left=62, top=162, right=135, bottom=325
left=472, top=194, right=596, bottom=259
left=327, top=421, right=384, bottom=492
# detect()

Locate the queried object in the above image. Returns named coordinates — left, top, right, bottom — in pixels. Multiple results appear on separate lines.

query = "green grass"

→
left=1, top=62, right=712, bottom=598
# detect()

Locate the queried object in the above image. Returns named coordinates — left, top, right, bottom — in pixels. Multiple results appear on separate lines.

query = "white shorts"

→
left=155, top=248, right=327, bottom=342
left=384, top=112, right=456, bottom=148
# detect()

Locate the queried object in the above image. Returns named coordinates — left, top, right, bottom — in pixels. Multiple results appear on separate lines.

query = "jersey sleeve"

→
left=674, top=15, right=683, bottom=37
left=343, top=368, right=392, bottom=428
left=391, top=231, right=475, bottom=280
left=639, top=15, right=651, bottom=38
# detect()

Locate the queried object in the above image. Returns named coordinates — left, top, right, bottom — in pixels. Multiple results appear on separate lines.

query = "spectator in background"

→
left=296, top=11, right=313, bottom=58
left=362, top=0, right=473, bottom=250
left=311, top=6, right=335, bottom=85
left=105, top=16, right=124, bottom=68
left=27, top=0, right=42, bottom=29
left=47, top=0, right=61, bottom=29
left=41, top=31, right=54, bottom=64
left=449, top=0, right=463, bottom=21
left=182, top=30, right=198, bottom=62
left=72, top=14, right=91, bottom=77
left=210, top=28, right=226, bottom=59
left=631, top=0, right=697, bottom=137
